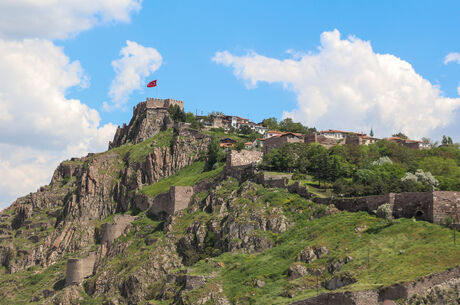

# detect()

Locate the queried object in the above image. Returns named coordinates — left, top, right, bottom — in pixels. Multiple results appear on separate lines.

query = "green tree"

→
left=169, top=104, right=186, bottom=122
left=392, top=132, right=408, bottom=139
left=237, top=125, right=253, bottom=135
left=261, top=117, right=279, bottom=130
left=442, top=135, right=448, bottom=145
left=279, top=118, right=314, bottom=134
left=206, top=136, right=224, bottom=171
left=235, top=142, right=245, bottom=151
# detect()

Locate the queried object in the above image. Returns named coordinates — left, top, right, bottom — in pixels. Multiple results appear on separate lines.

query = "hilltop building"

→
left=387, top=137, right=431, bottom=150
left=145, top=97, right=184, bottom=110
left=263, top=132, right=304, bottom=154
left=198, top=114, right=267, bottom=134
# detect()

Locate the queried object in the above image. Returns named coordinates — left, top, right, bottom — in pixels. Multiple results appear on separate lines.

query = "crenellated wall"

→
left=146, top=98, right=184, bottom=110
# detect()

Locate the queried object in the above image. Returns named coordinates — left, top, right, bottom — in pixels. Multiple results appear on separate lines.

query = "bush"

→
left=375, top=203, right=393, bottom=223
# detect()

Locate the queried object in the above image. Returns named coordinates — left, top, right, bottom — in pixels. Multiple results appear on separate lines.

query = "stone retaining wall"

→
left=379, top=266, right=460, bottom=301
left=291, top=290, right=379, bottom=305
left=292, top=266, right=460, bottom=305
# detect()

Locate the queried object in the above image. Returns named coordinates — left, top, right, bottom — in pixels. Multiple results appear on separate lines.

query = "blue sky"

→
left=1, top=0, right=460, bottom=207
left=62, top=0, right=460, bottom=132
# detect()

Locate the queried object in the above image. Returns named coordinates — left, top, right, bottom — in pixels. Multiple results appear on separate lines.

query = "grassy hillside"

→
left=188, top=211, right=460, bottom=304
left=140, top=161, right=223, bottom=198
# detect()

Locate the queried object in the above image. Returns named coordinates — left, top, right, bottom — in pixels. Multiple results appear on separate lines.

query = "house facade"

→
left=263, top=132, right=304, bottom=154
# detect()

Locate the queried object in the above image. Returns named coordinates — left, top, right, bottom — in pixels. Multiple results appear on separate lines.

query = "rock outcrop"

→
left=109, top=101, right=174, bottom=148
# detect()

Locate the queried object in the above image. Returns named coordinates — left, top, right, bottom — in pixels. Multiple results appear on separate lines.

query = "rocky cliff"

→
left=0, top=105, right=210, bottom=276
left=109, top=101, right=174, bottom=149
left=0, top=101, right=459, bottom=305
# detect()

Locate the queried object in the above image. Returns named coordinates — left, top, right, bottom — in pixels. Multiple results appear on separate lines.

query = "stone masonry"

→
left=65, top=252, right=97, bottom=286
left=146, top=98, right=184, bottom=110
left=264, top=133, right=304, bottom=154
left=100, top=215, right=135, bottom=246
left=137, top=186, right=194, bottom=218
left=304, top=133, right=342, bottom=149
left=313, top=191, right=460, bottom=224
left=292, top=266, right=460, bottom=305
left=223, top=149, right=263, bottom=182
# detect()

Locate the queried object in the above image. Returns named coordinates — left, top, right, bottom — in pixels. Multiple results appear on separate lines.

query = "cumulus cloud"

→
left=213, top=30, right=460, bottom=139
left=0, top=39, right=116, bottom=208
left=106, top=40, right=162, bottom=110
left=444, top=52, right=460, bottom=65
left=0, top=0, right=142, bottom=40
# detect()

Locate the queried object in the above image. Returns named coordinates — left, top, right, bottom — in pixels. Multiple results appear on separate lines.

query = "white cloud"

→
left=444, top=52, right=460, bottom=65
left=213, top=30, right=460, bottom=139
left=107, top=40, right=162, bottom=110
left=0, top=0, right=142, bottom=40
left=0, top=39, right=116, bottom=208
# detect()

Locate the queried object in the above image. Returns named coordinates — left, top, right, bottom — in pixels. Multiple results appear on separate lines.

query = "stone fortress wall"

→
left=146, top=98, right=184, bottom=111
left=100, top=215, right=136, bottom=246
left=65, top=252, right=97, bottom=286
left=313, top=191, right=460, bottom=224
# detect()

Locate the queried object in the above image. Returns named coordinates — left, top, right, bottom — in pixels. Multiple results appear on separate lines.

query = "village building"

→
left=263, top=132, right=304, bottom=154
left=219, top=138, right=237, bottom=149
left=305, top=129, right=380, bottom=148
left=387, top=137, right=431, bottom=150
left=265, top=130, right=285, bottom=138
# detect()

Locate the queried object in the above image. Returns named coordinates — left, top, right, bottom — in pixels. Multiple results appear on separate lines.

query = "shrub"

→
left=375, top=203, right=393, bottom=223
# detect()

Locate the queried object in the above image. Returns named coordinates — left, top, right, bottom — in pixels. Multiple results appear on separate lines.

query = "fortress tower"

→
left=145, top=98, right=184, bottom=111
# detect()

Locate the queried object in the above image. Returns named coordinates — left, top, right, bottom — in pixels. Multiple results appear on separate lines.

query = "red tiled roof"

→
left=320, top=129, right=366, bottom=136
left=267, top=130, right=284, bottom=134
left=220, top=143, right=235, bottom=148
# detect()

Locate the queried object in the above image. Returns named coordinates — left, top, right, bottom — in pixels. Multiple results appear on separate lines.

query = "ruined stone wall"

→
left=314, top=194, right=391, bottom=214
left=293, top=266, right=460, bottom=304
left=432, top=191, right=460, bottom=223
left=291, top=290, right=379, bottom=305
left=379, top=266, right=460, bottom=301
left=100, top=215, right=135, bottom=246
left=392, top=192, right=433, bottom=221
left=224, top=150, right=263, bottom=180
left=143, top=186, right=194, bottom=218
left=345, top=135, right=362, bottom=146
left=313, top=191, right=459, bottom=224
left=255, top=173, right=292, bottom=188
left=168, top=186, right=194, bottom=214
left=65, top=252, right=97, bottom=285
left=226, top=150, right=263, bottom=168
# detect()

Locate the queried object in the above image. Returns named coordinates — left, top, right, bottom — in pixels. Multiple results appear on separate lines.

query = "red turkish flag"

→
left=147, top=80, right=157, bottom=88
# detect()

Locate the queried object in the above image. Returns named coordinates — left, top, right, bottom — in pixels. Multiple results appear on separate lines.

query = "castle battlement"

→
left=145, top=98, right=184, bottom=111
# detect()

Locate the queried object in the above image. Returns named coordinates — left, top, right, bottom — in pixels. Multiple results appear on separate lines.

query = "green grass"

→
left=0, top=259, right=67, bottom=305
left=188, top=211, right=460, bottom=304
left=103, top=128, right=175, bottom=164
left=140, top=161, right=223, bottom=198
left=203, top=130, right=251, bottom=142
left=127, top=129, right=174, bottom=163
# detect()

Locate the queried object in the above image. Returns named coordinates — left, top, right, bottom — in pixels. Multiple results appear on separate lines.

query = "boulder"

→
left=289, top=262, right=308, bottom=280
